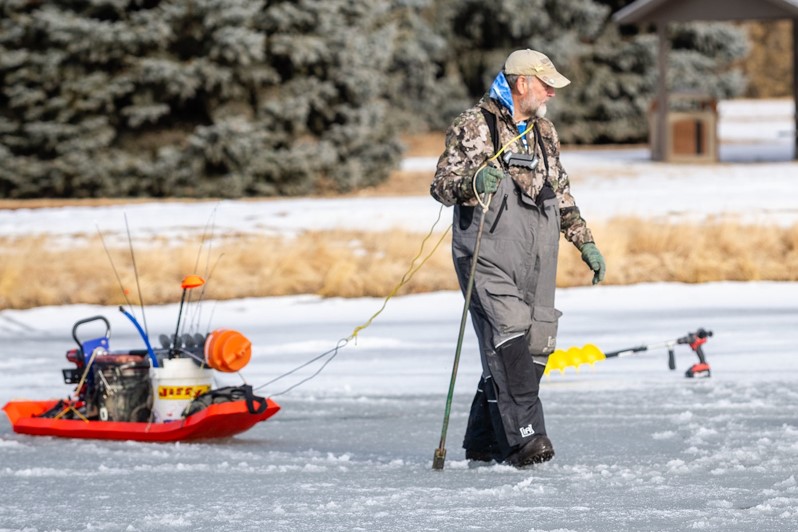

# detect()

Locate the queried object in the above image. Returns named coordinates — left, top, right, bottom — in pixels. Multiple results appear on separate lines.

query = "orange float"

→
left=181, top=275, right=205, bottom=289
left=204, top=329, right=252, bottom=372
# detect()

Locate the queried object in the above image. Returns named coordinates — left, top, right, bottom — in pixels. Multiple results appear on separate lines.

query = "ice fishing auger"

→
left=544, top=328, right=714, bottom=378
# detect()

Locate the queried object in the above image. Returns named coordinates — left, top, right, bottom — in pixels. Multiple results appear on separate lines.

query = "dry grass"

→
left=558, top=219, right=798, bottom=286
left=3, top=133, right=797, bottom=308
left=2, top=220, right=798, bottom=309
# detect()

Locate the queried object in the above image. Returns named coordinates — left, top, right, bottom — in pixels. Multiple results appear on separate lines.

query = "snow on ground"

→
left=1, top=283, right=797, bottom=531
left=3, top=101, right=798, bottom=247
left=2, top=99, right=798, bottom=531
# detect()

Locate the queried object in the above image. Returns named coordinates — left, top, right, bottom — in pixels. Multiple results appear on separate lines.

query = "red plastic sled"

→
left=2, top=398, right=280, bottom=442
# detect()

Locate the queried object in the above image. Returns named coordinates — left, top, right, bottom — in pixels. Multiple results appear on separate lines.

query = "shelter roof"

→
left=614, top=0, right=798, bottom=23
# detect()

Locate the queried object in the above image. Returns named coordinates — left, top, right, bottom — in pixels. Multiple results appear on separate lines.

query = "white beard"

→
left=535, top=104, right=548, bottom=118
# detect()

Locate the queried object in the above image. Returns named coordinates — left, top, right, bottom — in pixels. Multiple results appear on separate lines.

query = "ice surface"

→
left=2, top=283, right=797, bottom=532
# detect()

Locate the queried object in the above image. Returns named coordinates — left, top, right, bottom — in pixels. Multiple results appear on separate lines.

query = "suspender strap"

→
left=480, top=108, right=501, bottom=156
left=481, top=108, right=554, bottom=204
left=533, top=122, right=550, bottom=174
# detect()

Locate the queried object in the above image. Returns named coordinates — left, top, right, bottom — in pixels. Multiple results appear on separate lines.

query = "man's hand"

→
left=580, top=242, right=606, bottom=285
left=474, top=166, right=503, bottom=195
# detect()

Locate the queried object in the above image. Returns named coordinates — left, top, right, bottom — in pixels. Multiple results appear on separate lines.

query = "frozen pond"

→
left=2, top=283, right=797, bottom=531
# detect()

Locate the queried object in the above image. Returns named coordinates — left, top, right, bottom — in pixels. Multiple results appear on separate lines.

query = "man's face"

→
left=517, top=75, right=556, bottom=119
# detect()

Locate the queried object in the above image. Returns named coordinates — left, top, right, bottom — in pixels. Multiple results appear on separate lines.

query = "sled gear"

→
left=91, top=354, right=152, bottom=422
left=505, top=434, right=555, bottom=467
left=7, top=272, right=281, bottom=442
left=171, top=275, right=206, bottom=357
left=580, top=242, right=606, bottom=285
left=150, top=357, right=212, bottom=422
left=183, top=385, right=268, bottom=417
left=5, top=397, right=279, bottom=442
left=120, top=306, right=159, bottom=367
left=204, top=329, right=252, bottom=372
left=474, top=166, right=503, bottom=195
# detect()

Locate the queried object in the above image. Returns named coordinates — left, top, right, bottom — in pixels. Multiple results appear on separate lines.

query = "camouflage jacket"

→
left=430, top=95, right=594, bottom=249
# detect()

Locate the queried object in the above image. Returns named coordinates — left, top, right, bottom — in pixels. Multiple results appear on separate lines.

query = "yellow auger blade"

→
left=544, top=343, right=606, bottom=376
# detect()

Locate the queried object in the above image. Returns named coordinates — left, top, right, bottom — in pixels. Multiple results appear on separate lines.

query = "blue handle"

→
left=119, top=306, right=159, bottom=368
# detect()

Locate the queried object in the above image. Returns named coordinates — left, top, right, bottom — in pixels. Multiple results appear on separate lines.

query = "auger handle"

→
left=603, top=345, right=649, bottom=359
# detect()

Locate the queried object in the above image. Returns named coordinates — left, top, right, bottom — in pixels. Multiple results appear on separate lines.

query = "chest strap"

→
left=480, top=108, right=555, bottom=204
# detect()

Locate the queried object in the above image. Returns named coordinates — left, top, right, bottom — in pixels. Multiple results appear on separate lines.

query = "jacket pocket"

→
left=458, top=205, right=475, bottom=230
left=483, top=280, right=532, bottom=342
left=488, top=194, right=508, bottom=234
left=528, top=306, right=563, bottom=355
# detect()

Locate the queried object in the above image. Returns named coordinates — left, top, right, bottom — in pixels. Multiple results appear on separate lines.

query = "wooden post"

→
left=793, top=19, right=798, bottom=159
left=655, top=22, right=670, bottom=161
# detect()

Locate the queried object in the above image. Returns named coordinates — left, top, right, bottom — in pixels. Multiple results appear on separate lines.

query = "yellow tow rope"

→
left=349, top=204, right=451, bottom=340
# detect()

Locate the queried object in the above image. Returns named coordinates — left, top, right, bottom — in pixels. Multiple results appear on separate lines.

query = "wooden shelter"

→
left=614, top=0, right=798, bottom=160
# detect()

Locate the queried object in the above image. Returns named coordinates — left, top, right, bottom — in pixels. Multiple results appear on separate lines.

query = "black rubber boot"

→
left=463, top=377, right=502, bottom=463
left=505, top=434, right=555, bottom=468
left=486, top=335, right=547, bottom=454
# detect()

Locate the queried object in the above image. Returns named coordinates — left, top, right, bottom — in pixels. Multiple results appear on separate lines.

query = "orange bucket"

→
left=204, top=329, right=252, bottom=372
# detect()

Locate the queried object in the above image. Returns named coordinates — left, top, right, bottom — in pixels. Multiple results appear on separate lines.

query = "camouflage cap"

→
left=503, top=49, right=570, bottom=89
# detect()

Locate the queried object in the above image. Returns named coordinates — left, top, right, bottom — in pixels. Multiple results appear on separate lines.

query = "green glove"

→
left=474, top=166, right=503, bottom=195
left=580, top=242, right=606, bottom=285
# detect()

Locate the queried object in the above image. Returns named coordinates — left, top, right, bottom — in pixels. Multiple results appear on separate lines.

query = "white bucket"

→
left=150, top=358, right=213, bottom=422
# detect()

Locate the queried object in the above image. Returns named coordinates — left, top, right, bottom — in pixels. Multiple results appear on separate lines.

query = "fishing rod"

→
left=185, top=205, right=220, bottom=336
left=124, top=213, right=150, bottom=342
left=97, top=222, right=159, bottom=367
left=96, top=224, right=135, bottom=313
left=171, top=275, right=206, bottom=357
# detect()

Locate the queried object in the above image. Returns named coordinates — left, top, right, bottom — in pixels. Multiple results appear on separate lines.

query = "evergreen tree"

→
left=0, top=0, right=754, bottom=199
left=429, top=0, right=749, bottom=143
left=0, top=0, right=434, bottom=198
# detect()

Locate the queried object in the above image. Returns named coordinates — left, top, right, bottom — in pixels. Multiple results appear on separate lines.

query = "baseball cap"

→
left=503, top=49, right=570, bottom=89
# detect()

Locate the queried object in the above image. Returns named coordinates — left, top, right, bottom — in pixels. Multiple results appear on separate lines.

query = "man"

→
left=430, top=49, right=605, bottom=468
